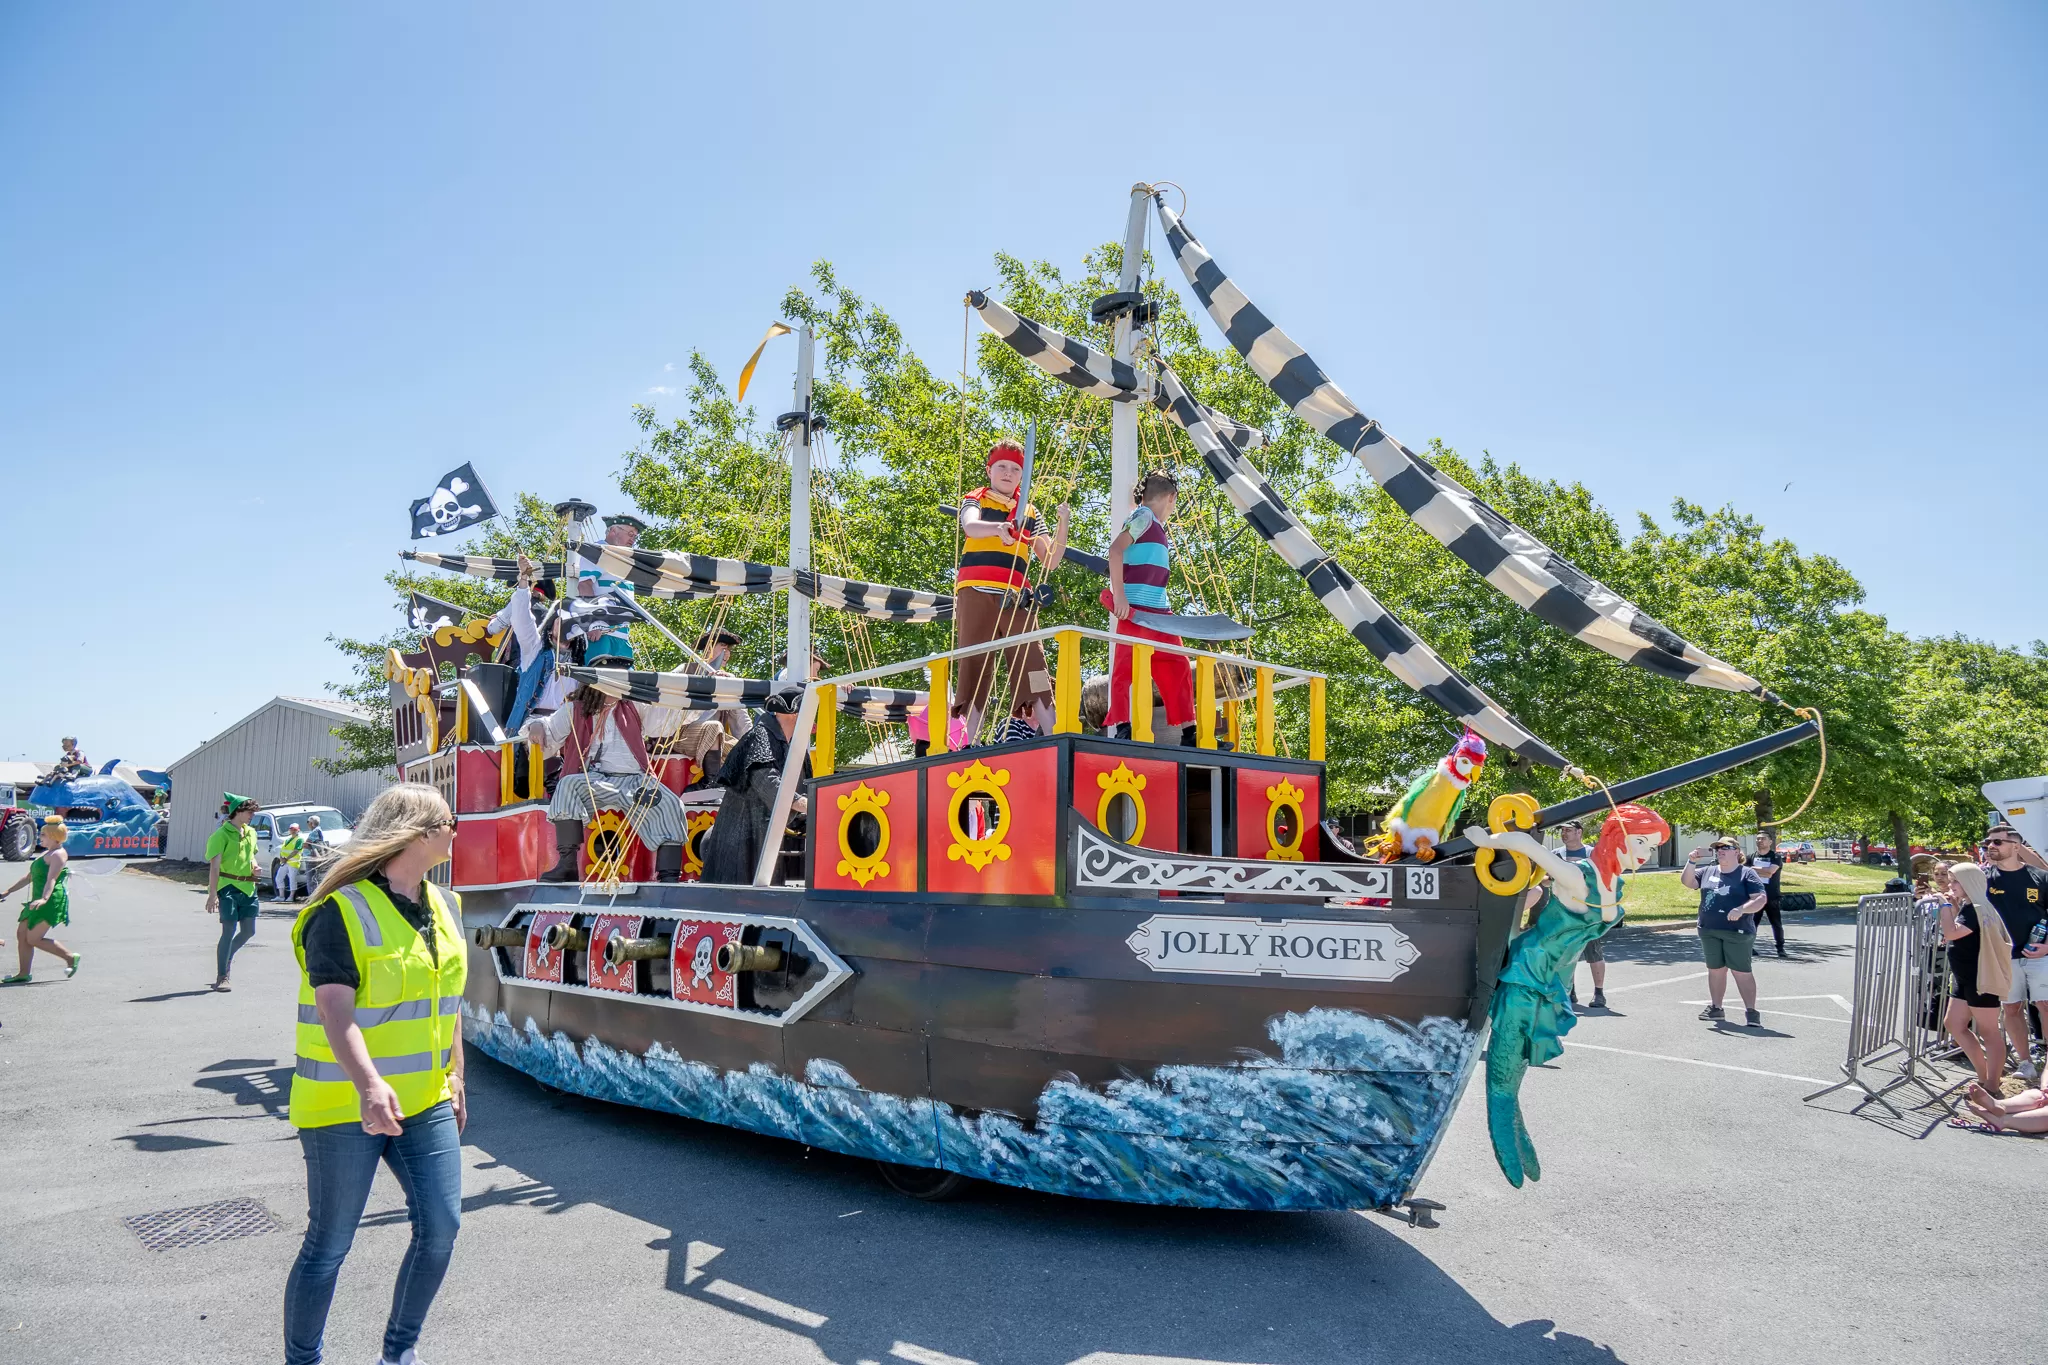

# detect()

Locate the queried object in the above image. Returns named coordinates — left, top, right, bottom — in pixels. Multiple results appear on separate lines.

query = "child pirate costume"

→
left=953, top=440, right=1069, bottom=739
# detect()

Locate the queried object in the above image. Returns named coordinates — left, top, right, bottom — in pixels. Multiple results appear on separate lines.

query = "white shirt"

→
left=535, top=698, right=683, bottom=773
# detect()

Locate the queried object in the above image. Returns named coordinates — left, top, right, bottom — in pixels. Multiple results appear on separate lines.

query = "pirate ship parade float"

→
left=392, top=185, right=1819, bottom=1213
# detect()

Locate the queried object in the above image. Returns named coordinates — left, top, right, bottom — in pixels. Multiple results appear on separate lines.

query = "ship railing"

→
left=753, top=624, right=1325, bottom=885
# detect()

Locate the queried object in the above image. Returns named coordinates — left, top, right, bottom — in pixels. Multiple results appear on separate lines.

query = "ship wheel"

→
left=875, top=1162, right=966, bottom=1201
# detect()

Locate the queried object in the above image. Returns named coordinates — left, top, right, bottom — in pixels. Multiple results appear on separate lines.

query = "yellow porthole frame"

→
left=683, top=810, right=717, bottom=879
left=583, top=809, right=635, bottom=885
left=1264, top=777, right=1307, bottom=862
left=834, top=782, right=893, bottom=887
left=1095, top=762, right=1149, bottom=845
left=945, top=759, right=1012, bottom=872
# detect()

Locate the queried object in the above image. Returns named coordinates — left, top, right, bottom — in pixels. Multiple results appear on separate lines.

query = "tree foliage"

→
left=327, top=244, right=2048, bottom=850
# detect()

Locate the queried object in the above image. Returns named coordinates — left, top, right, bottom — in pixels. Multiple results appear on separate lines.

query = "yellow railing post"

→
left=527, top=742, right=545, bottom=800
left=1053, top=630, right=1082, bottom=734
left=499, top=742, right=516, bottom=807
left=1225, top=697, right=1241, bottom=751
left=1195, top=655, right=1217, bottom=750
left=1256, top=666, right=1275, bottom=756
left=813, top=683, right=837, bottom=777
left=1131, top=644, right=1155, bottom=743
left=928, top=658, right=950, bottom=755
left=1309, top=676, right=1326, bottom=763
left=455, top=686, right=470, bottom=745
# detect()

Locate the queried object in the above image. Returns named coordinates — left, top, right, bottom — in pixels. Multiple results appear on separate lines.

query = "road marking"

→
left=838, top=1209, right=864, bottom=1218
left=1603, top=971, right=1707, bottom=994
left=891, top=1343, right=978, bottom=1365
left=704, top=1278, right=828, bottom=1329
left=1560, top=1040, right=1831, bottom=1086
left=1680, top=1001, right=1849, bottom=1024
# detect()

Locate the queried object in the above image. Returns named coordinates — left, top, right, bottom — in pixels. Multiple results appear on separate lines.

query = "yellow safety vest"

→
left=279, top=834, right=306, bottom=869
left=288, top=879, right=466, bottom=1129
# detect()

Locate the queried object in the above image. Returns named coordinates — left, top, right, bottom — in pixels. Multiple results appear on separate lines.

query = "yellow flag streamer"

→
left=736, top=322, right=794, bottom=403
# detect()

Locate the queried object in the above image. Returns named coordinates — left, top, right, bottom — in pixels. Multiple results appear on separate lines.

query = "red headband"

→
left=986, top=441, right=1024, bottom=469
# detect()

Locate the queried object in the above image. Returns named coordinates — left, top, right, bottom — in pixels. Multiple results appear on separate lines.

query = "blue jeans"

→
left=505, top=646, right=554, bottom=733
left=283, top=1101, right=462, bottom=1365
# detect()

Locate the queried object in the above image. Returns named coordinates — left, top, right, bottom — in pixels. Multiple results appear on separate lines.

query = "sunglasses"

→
left=425, top=818, right=456, bottom=833
left=1985, top=838, right=2018, bottom=848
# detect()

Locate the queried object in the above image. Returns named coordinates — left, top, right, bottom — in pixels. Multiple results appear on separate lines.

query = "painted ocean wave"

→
left=464, top=1004, right=1475, bottom=1211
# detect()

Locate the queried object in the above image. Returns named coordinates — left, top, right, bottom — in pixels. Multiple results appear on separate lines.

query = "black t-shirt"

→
left=300, top=873, right=441, bottom=991
left=1985, top=864, right=2048, bottom=959
left=1745, top=851, right=1784, bottom=904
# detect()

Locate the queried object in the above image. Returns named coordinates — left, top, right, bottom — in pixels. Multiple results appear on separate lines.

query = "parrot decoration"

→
left=1365, top=729, right=1488, bottom=863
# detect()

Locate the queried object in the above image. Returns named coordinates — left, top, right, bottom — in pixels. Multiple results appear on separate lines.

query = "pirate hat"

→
left=603, top=513, right=648, bottom=532
left=697, top=626, right=743, bottom=650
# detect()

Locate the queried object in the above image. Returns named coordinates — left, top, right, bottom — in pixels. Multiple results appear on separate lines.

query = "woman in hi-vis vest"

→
left=281, top=784, right=466, bottom=1365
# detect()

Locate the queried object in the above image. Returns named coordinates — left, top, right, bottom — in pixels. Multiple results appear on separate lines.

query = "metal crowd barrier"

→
left=1803, top=892, right=1955, bottom=1117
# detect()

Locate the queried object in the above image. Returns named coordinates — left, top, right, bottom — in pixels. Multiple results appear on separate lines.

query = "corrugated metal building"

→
left=165, top=697, right=392, bottom=861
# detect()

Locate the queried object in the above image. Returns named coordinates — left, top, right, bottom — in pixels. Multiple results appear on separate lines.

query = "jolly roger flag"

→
left=404, top=591, right=467, bottom=634
left=409, top=462, right=500, bottom=539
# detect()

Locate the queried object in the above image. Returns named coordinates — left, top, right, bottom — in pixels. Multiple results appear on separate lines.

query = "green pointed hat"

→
left=222, top=792, right=258, bottom=814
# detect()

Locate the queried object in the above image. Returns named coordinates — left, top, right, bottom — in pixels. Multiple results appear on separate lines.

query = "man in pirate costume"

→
left=667, top=625, right=748, bottom=784
left=698, top=686, right=811, bottom=885
left=577, top=513, right=646, bottom=666
left=953, top=439, right=1070, bottom=743
left=525, top=677, right=690, bottom=883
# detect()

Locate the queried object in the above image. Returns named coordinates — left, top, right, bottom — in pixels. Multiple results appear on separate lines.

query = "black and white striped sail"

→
left=568, top=666, right=925, bottom=723
left=1154, top=365, right=1566, bottom=768
left=574, top=544, right=952, bottom=623
left=401, top=551, right=566, bottom=582
left=1153, top=202, right=1768, bottom=699
left=969, top=294, right=1565, bottom=765
left=967, top=291, right=1266, bottom=452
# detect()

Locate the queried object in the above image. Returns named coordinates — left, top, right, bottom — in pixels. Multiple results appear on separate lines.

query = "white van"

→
left=251, top=804, right=354, bottom=894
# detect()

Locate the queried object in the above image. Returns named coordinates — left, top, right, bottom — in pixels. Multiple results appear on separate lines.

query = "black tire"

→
left=0, top=812, right=34, bottom=862
left=1780, top=892, right=1817, bottom=913
left=875, top=1162, right=967, bottom=1201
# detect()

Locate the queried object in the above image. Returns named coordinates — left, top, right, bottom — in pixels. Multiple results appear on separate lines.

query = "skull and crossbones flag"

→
left=403, top=591, right=468, bottom=634
left=409, top=462, right=500, bottom=540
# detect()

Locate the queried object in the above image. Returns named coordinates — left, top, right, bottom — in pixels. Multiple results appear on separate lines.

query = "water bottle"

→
left=2028, top=922, right=2047, bottom=951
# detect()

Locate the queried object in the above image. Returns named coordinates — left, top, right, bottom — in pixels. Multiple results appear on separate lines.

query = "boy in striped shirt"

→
left=1104, top=472, right=1192, bottom=741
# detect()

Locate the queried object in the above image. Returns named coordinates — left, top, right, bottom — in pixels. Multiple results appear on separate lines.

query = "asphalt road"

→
left=1, top=868, right=2039, bottom=1365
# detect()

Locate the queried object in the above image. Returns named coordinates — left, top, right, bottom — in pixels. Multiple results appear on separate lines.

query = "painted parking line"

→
left=1560, top=1040, right=1831, bottom=1086
left=1602, top=971, right=1707, bottom=994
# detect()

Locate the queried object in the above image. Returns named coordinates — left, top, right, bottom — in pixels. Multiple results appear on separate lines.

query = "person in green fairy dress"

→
left=1, top=816, right=83, bottom=984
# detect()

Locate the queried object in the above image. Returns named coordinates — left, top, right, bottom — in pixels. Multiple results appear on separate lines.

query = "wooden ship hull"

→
left=423, top=715, right=1520, bottom=1212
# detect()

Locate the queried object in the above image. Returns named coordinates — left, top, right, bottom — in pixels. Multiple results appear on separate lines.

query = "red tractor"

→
left=1, top=805, right=38, bottom=861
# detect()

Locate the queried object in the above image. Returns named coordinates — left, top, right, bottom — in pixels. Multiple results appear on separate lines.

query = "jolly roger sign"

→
left=670, top=920, right=742, bottom=1008
left=409, top=461, right=501, bottom=540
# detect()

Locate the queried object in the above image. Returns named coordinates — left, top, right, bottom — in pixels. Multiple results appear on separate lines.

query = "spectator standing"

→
left=205, top=794, right=262, bottom=991
left=1940, top=861, right=2016, bottom=1090
left=1747, top=831, right=1787, bottom=958
left=1982, top=824, right=2048, bottom=1082
left=1683, top=837, right=1769, bottom=1026
left=1556, top=821, right=1607, bottom=1011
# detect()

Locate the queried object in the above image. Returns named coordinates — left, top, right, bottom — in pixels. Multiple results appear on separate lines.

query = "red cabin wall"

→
left=810, top=769, right=920, bottom=894
left=1071, top=750, right=1181, bottom=854
left=1234, top=766, right=1322, bottom=863
left=924, top=746, right=1058, bottom=898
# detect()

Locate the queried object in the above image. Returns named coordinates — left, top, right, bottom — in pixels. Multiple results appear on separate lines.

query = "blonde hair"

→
left=41, top=815, right=68, bottom=842
left=310, top=785, right=451, bottom=904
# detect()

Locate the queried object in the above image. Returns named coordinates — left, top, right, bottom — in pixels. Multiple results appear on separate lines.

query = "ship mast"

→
left=1109, top=183, right=1151, bottom=520
left=782, top=324, right=816, bottom=684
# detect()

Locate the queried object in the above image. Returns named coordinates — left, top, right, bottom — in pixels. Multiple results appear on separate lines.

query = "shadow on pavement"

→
left=455, top=1051, right=1632, bottom=1365
left=192, top=1058, right=294, bottom=1120
left=1601, top=918, right=1853, bottom=969
left=117, top=1132, right=232, bottom=1153
left=128, top=989, right=223, bottom=1003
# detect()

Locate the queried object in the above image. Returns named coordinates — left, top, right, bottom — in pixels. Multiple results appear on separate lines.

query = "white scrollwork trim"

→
left=1074, top=822, right=1393, bottom=898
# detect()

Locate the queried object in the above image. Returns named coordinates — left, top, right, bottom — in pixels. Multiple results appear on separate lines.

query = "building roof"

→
left=0, top=760, right=50, bottom=789
left=165, top=695, right=376, bottom=772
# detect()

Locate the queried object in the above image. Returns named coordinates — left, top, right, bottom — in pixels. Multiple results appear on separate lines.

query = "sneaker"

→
left=1698, top=1005, right=1725, bottom=1021
left=1776, top=945, right=1787, bottom=958
left=0, top=973, right=29, bottom=986
left=377, top=1350, right=423, bottom=1365
left=1745, top=1008, right=1763, bottom=1027
left=2020, top=1061, right=2040, bottom=1083
left=66, top=953, right=81, bottom=979
left=1591, top=990, right=1607, bottom=1010
left=212, top=977, right=231, bottom=993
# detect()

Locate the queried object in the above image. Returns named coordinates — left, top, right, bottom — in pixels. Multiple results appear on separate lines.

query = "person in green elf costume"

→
left=207, top=793, right=262, bottom=991
left=1, top=816, right=82, bottom=984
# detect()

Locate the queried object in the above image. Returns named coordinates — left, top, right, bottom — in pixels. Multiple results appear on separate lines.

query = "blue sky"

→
left=1, top=2, right=2041, bottom=768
